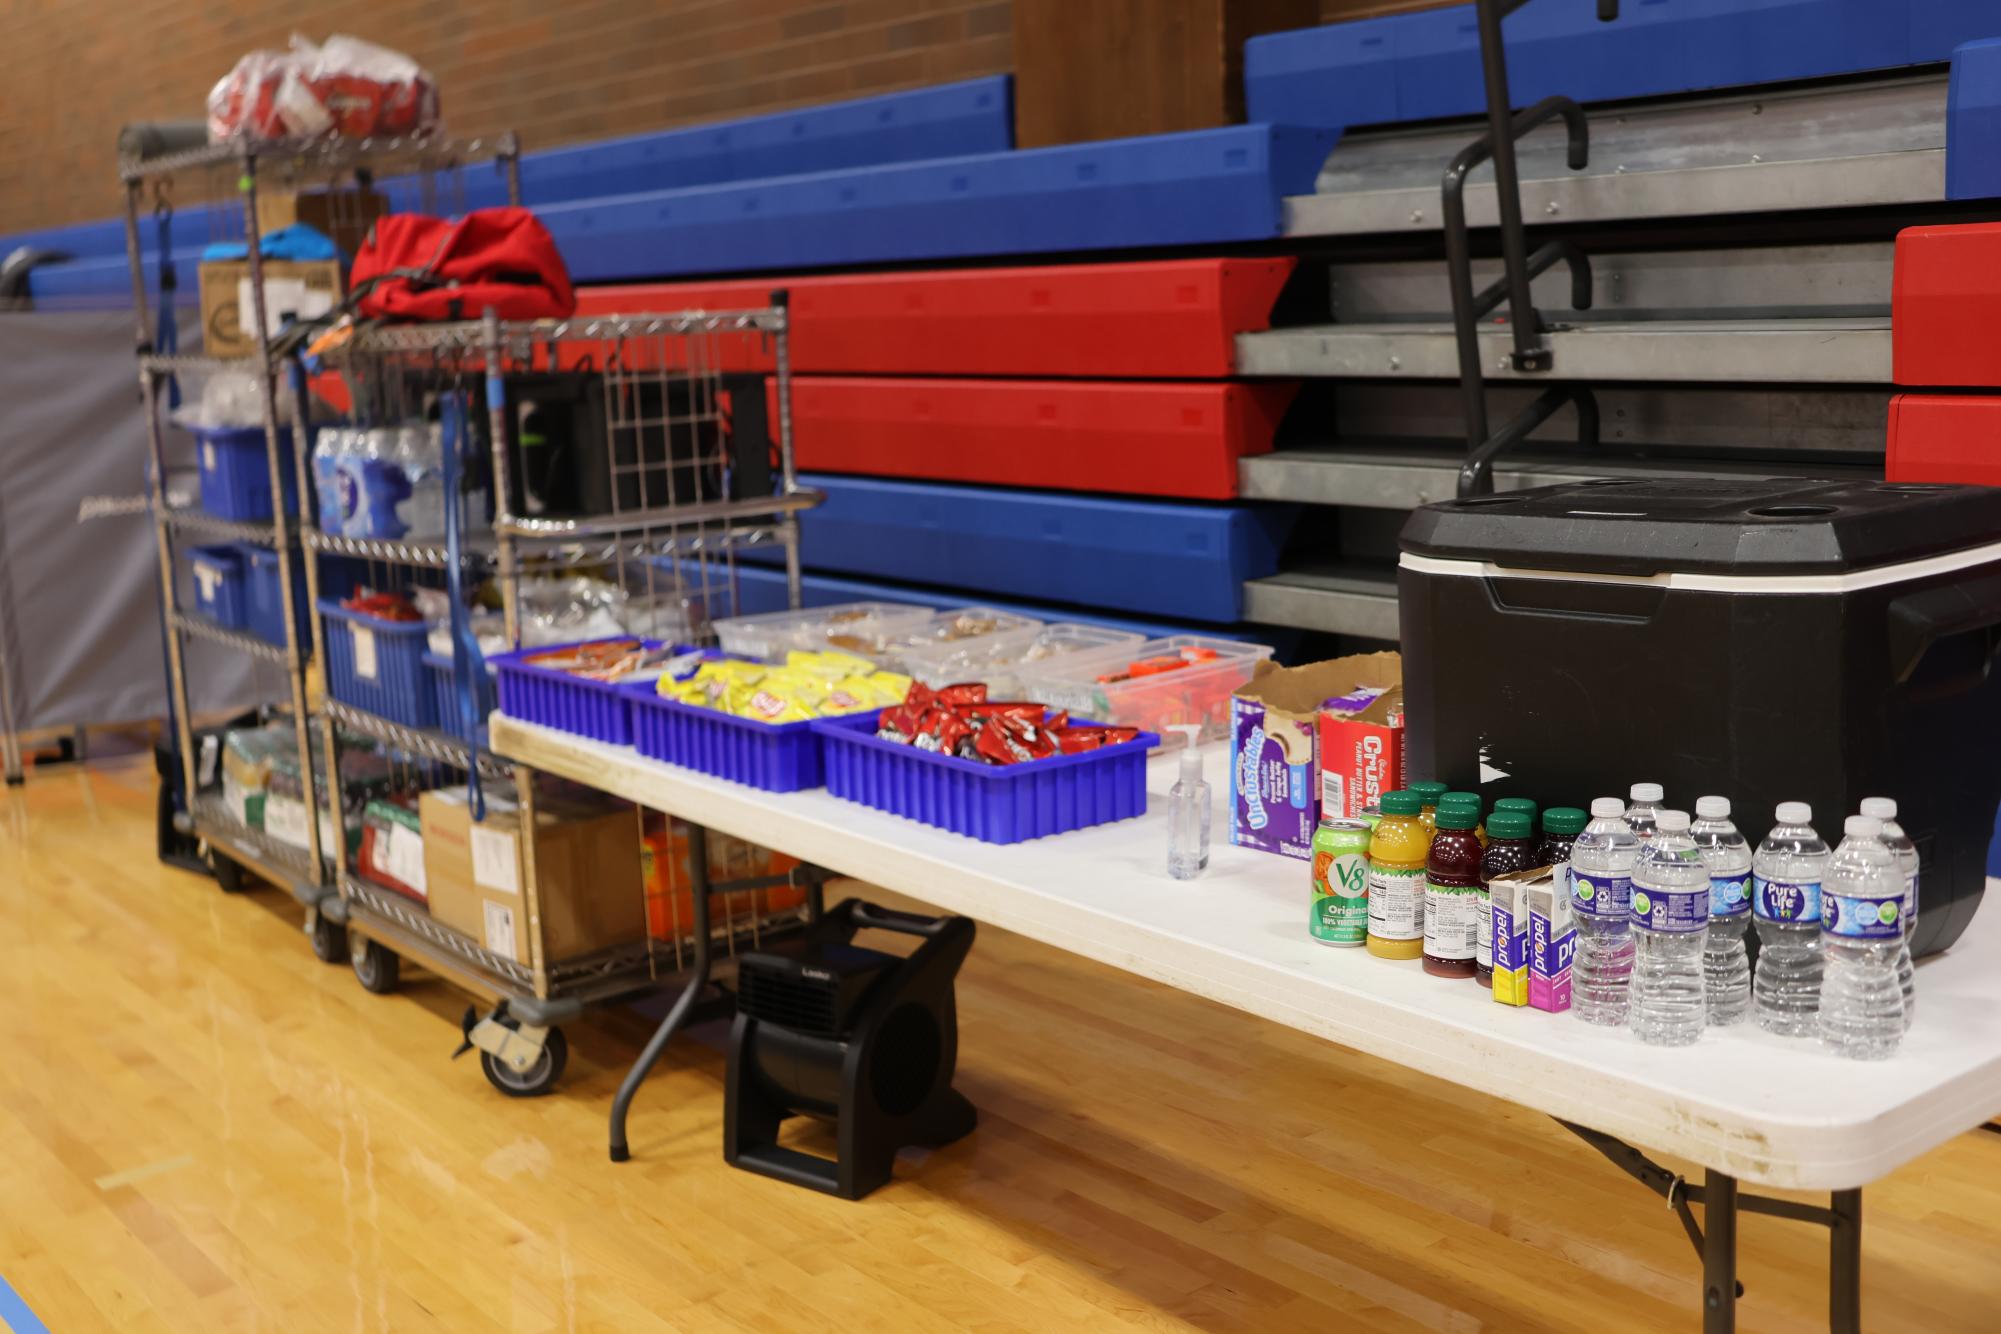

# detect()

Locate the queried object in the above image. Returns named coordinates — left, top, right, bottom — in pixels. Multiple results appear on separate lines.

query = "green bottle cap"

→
left=1493, top=797, right=1538, bottom=817
left=1408, top=781, right=1449, bottom=805
left=1440, top=790, right=1482, bottom=813
left=1542, top=806, right=1589, bottom=836
left=1379, top=790, right=1422, bottom=816
left=1487, top=810, right=1534, bottom=840
left=1435, top=803, right=1479, bottom=830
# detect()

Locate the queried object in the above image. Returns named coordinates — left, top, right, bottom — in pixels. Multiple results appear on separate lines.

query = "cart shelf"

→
left=171, top=610, right=292, bottom=664
left=164, top=505, right=283, bottom=547
left=319, top=699, right=514, bottom=779
left=191, top=795, right=324, bottom=898
left=119, top=131, right=517, bottom=183
left=138, top=352, right=264, bottom=376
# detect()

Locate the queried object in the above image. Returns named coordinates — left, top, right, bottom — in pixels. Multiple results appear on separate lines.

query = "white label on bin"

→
left=194, top=562, right=222, bottom=601
left=202, top=442, right=216, bottom=472
left=482, top=900, right=517, bottom=962
left=471, top=825, right=519, bottom=894
left=384, top=823, right=427, bottom=897
left=352, top=625, right=379, bottom=681
left=264, top=794, right=309, bottom=849
left=198, top=735, right=220, bottom=788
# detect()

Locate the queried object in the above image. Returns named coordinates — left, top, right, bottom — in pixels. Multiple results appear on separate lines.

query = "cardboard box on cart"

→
left=421, top=788, right=645, bottom=965
left=1230, top=652, right=1403, bottom=860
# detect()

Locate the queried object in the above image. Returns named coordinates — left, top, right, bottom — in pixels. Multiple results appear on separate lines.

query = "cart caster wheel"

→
left=350, top=935, right=401, bottom=994
left=480, top=1026, right=568, bottom=1098
left=212, top=854, right=249, bottom=894
left=309, top=911, right=347, bottom=964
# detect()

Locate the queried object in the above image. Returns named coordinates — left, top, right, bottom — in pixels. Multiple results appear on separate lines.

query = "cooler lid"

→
left=1398, top=479, right=2001, bottom=578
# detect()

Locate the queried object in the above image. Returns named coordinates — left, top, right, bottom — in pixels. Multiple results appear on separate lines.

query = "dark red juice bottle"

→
left=1540, top=806, right=1589, bottom=868
left=1423, top=804, right=1484, bottom=978
left=1477, top=810, right=1540, bottom=988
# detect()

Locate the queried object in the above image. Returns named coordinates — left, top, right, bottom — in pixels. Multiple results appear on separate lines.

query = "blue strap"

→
left=440, top=390, right=489, bottom=820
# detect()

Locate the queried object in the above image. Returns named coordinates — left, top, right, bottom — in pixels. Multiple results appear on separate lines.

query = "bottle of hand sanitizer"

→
left=1166, top=725, right=1210, bottom=880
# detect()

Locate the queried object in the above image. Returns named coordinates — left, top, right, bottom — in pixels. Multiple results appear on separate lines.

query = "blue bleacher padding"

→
left=535, top=124, right=1338, bottom=281
left=741, top=474, right=1298, bottom=624
left=1247, top=0, right=2001, bottom=131
left=1948, top=38, right=2001, bottom=199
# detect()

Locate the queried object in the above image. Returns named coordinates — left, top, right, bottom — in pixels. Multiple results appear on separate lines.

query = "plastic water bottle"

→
left=395, top=423, right=446, bottom=538
left=1569, top=797, right=1639, bottom=1026
left=1690, top=796, right=1752, bottom=1026
left=312, top=425, right=349, bottom=534
left=1859, top=796, right=1917, bottom=1031
left=1629, top=810, right=1709, bottom=1046
left=1626, top=782, right=1664, bottom=843
left=1818, top=815, right=1907, bottom=1059
left=1752, top=802, right=1829, bottom=1037
left=1165, top=729, right=1210, bottom=880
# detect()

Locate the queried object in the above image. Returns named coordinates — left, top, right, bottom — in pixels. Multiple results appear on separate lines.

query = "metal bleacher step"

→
left=1243, top=562, right=1401, bottom=641
left=1282, top=71, right=1947, bottom=239
left=1239, top=444, right=1880, bottom=511
left=1234, top=315, right=1893, bottom=383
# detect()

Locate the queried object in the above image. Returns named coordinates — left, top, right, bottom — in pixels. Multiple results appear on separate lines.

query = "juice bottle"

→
left=1409, top=781, right=1449, bottom=834
left=1424, top=802, right=1484, bottom=978
left=1493, top=796, right=1538, bottom=824
left=1441, top=791, right=1488, bottom=847
left=1477, top=810, right=1541, bottom=989
left=1367, top=790, right=1430, bottom=961
left=1541, top=807, right=1588, bottom=867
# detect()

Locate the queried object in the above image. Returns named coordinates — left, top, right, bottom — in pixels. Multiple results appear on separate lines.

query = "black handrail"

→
left=1457, top=384, right=1600, bottom=498
left=1443, top=0, right=1619, bottom=497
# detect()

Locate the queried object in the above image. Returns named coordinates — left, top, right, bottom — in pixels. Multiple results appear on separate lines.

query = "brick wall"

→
left=1, top=0, right=1011, bottom=234
left=1, top=0, right=1446, bottom=235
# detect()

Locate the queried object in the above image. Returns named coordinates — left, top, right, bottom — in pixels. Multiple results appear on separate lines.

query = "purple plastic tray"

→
left=624, top=680, right=875, bottom=792
left=810, top=713, right=1159, bottom=844
left=487, top=638, right=663, bottom=745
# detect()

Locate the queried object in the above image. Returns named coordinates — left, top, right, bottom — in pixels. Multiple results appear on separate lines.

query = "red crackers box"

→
left=1315, top=651, right=1405, bottom=820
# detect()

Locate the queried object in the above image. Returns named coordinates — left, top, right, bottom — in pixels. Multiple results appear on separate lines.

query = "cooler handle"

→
left=1886, top=570, right=2001, bottom=684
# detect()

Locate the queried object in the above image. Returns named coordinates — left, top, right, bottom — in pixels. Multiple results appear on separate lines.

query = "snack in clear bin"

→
left=522, top=637, right=654, bottom=682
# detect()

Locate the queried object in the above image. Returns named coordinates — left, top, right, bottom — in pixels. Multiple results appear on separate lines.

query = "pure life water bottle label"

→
left=1754, top=877, right=1821, bottom=923
left=1570, top=872, right=1630, bottom=920
left=1824, top=891, right=1903, bottom=940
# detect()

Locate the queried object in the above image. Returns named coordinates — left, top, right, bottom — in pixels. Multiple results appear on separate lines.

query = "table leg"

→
left=1830, top=1188, right=1862, bottom=1334
left=1704, top=1170, right=1738, bottom=1334
left=608, top=827, right=712, bottom=1162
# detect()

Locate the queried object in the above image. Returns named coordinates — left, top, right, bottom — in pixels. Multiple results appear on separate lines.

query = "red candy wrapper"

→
left=936, top=682, right=989, bottom=707
left=871, top=694, right=1138, bottom=766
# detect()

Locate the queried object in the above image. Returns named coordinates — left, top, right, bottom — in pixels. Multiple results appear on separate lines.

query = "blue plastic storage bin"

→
left=188, top=544, right=247, bottom=628
left=811, top=713, right=1159, bottom=844
left=487, top=638, right=661, bottom=745
left=624, top=681, right=872, bottom=792
left=194, top=424, right=298, bottom=522
left=424, top=651, right=499, bottom=744
left=317, top=599, right=437, bottom=729
left=240, top=546, right=309, bottom=646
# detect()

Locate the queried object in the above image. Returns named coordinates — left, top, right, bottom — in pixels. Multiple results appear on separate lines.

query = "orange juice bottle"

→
left=1409, top=781, right=1449, bottom=834
left=1367, top=790, right=1431, bottom=961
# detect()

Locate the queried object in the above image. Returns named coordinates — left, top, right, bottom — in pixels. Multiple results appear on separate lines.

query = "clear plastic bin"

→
left=900, top=621, right=1143, bottom=694
left=1014, top=634, right=1274, bottom=746
left=870, top=606, right=1045, bottom=674
left=712, top=601, right=937, bottom=661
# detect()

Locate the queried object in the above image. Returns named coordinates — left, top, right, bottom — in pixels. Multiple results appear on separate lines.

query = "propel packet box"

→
left=1527, top=867, right=1577, bottom=1013
left=1231, top=653, right=1402, bottom=860
left=1489, top=865, right=1543, bottom=1006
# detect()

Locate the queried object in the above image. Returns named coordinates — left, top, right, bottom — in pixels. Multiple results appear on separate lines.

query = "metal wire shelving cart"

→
left=119, top=132, right=522, bottom=939
left=299, top=305, right=832, bottom=1098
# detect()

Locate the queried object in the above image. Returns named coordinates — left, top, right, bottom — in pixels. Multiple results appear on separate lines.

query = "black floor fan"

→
left=725, top=899, right=977, bottom=1200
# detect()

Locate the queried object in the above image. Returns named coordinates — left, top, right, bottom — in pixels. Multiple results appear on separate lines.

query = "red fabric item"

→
left=351, top=209, right=575, bottom=322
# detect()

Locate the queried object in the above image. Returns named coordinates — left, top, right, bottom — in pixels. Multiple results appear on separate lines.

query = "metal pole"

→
left=1475, top=0, right=1548, bottom=371
left=141, top=371, right=200, bottom=808
left=1829, top=1189, right=1862, bottom=1334
left=121, top=181, right=152, bottom=353
left=241, top=154, right=324, bottom=878
left=1441, top=149, right=1490, bottom=451
left=1703, top=1170, right=1738, bottom=1334
left=501, top=133, right=523, bottom=208
left=769, top=289, right=803, bottom=611
left=609, top=826, right=712, bottom=1162
left=290, top=365, right=343, bottom=898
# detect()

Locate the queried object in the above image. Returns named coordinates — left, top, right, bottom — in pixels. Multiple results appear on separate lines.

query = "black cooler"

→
left=1398, top=478, right=2001, bottom=957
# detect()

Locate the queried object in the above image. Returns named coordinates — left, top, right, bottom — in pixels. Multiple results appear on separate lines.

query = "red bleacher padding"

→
left=776, top=376, right=1298, bottom=501
left=1893, top=223, right=2001, bottom=386
left=1886, top=393, right=2001, bottom=484
left=572, top=258, right=1296, bottom=378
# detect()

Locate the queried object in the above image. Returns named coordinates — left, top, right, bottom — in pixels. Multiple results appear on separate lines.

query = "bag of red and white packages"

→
left=207, top=35, right=439, bottom=144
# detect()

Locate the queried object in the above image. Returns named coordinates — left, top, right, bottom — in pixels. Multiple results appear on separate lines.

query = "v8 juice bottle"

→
left=1409, top=781, right=1449, bottom=835
left=1366, top=791, right=1430, bottom=961
left=1424, top=803, right=1484, bottom=978
left=1478, top=810, right=1540, bottom=989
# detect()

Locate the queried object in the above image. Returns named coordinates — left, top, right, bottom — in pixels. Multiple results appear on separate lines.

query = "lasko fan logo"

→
left=1240, top=726, right=1269, bottom=831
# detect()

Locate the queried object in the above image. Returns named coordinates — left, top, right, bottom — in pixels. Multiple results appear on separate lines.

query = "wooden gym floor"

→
left=2, top=754, right=1998, bottom=1332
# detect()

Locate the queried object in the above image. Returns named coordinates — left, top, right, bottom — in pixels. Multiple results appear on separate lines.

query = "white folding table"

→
left=492, top=714, right=2001, bottom=1333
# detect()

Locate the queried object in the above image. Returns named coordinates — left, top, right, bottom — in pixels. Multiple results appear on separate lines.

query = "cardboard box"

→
left=1315, top=652, right=1405, bottom=822
left=1230, top=652, right=1403, bottom=860
left=199, top=257, right=342, bottom=359
left=255, top=189, right=387, bottom=259
left=421, top=788, right=645, bottom=965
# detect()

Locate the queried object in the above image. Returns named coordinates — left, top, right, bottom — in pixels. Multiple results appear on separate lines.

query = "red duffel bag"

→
left=349, top=208, right=575, bottom=322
